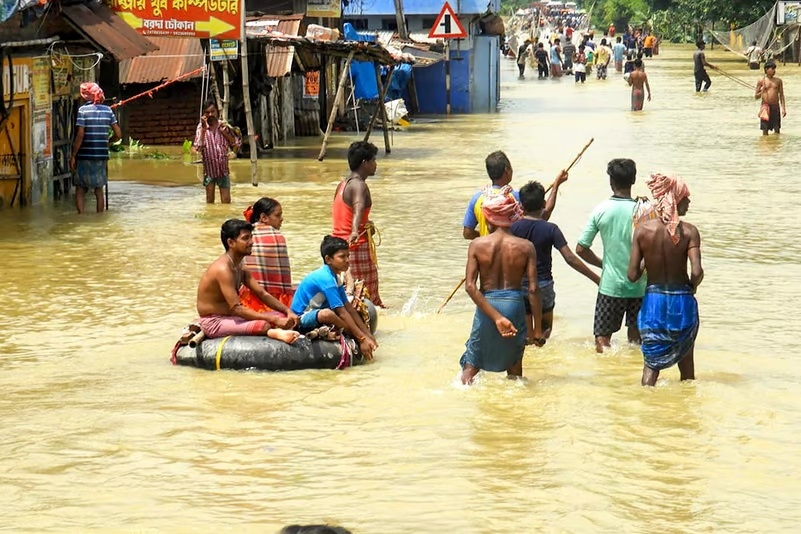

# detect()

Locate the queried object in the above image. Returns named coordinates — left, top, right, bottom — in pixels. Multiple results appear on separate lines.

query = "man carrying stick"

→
left=628, top=174, right=703, bottom=386
left=459, top=189, right=546, bottom=385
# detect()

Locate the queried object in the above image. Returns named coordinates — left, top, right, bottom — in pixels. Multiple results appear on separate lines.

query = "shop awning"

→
left=62, top=3, right=158, bottom=61
left=120, top=38, right=204, bottom=84
left=246, top=14, right=303, bottom=77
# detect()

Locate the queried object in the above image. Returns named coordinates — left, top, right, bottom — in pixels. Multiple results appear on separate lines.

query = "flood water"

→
left=3, top=45, right=801, bottom=532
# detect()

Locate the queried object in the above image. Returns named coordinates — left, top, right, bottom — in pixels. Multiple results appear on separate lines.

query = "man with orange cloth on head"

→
left=459, top=187, right=546, bottom=385
left=70, top=82, right=121, bottom=214
left=628, top=173, right=704, bottom=386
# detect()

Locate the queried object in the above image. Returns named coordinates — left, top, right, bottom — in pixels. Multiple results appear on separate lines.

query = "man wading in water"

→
left=460, top=189, right=545, bottom=385
left=628, top=174, right=703, bottom=386
left=755, top=60, right=786, bottom=135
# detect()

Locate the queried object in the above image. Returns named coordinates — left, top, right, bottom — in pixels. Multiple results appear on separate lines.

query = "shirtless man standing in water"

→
left=755, top=60, right=786, bottom=135
left=628, top=58, right=651, bottom=111
left=628, top=174, right=704, bottom=386
left=197, top=218, right=299, bottom=342
left=460, top=190, right=545, bottom=385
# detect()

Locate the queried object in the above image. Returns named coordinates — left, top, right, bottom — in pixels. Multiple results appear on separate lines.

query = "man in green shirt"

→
left=576, top=159, right=646, bottom=352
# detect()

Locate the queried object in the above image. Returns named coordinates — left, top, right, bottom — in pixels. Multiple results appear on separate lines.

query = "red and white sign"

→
left=428, top=2, right=467, bottom=39
left=110, top=0, right=241, bottom=40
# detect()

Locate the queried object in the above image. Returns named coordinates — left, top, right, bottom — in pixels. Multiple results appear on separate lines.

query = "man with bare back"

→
left=755, top=60, right=786, bottom=135
left=627, top=58, right=651, bottom=111
left=628, top=174, right=704, bottom=386
left=460, top=188, right=546, bottom=385
left=197, top=219, right=300, bottom=343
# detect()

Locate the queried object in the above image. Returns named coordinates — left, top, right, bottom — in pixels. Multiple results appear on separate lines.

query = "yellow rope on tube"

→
left=215, top=336, right=231, bottom=370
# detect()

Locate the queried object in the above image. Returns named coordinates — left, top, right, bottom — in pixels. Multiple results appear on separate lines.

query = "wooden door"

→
left=51, top=95, right=74, bottom=199
left=0, top=105, right=24, bottom=208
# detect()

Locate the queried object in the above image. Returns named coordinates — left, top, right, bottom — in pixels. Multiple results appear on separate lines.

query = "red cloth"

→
left=80, top=82, right=105, bottom=104
left=349, top=240, right=383, bottom=307
left=243, top=223, right=294, bottom=302
left=332, top=178, right=371, bottom=245
left=645, top=173, right=690, bottom=245
left=480, top=185, right=522, bottom=228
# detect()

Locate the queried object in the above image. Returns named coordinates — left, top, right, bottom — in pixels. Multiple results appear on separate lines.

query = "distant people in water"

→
left=755, top=60, right=786, bottom=135
left=693, top=41, right=715, bottom=92
left=628, top=174, right=703, bottom=386
left=746, top=40, right=763, bottom=70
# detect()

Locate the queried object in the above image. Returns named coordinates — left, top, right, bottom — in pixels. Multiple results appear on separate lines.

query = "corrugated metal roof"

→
left=62, top=3, right=159, bottom=61
left=119, top=38, right=204, bottom=84
left=375, top=31, right=444, bottom=66
left=246, top=14, right=303, bottom=77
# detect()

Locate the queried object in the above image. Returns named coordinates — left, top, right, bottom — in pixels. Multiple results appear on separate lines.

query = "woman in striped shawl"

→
left=240, top=197, right=295, bottom=312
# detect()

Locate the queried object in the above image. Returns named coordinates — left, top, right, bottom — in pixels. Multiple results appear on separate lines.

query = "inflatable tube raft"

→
left=175, top=300, right=378, bottom=371
left=174, top=336, right=365, bottom=371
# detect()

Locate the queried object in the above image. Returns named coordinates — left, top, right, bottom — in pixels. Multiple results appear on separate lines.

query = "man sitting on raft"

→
left=291, top=235, right=378, bottom=360
left=460, top=188, right=546, bottom=386
left=628, top=174, right=703, bottom=386
left=196, top=219, right=299, bottom=343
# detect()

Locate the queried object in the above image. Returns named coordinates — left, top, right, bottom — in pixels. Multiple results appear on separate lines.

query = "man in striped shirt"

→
left=70, top=82, right=121, bottom=214
left=193, top=99, right=241, bottom=204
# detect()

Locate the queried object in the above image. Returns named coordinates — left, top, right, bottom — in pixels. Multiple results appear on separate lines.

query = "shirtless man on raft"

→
left=460, top=189, right=546, bottom=385
left=628, top=174, right=703, bottom=386
left=197, top=218, right=300, bottom=343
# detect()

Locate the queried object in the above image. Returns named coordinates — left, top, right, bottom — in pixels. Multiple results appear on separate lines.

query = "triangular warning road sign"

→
left=428, top=2, right=467, bottom=39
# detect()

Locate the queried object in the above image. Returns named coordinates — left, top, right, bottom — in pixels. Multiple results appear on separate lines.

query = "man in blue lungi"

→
left=460, top=186, right=546, bottom=385
left=628, top=173, right=704, bottom=386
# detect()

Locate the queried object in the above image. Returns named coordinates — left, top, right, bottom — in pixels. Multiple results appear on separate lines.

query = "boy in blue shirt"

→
left=291, top=235, right=378, bottom=359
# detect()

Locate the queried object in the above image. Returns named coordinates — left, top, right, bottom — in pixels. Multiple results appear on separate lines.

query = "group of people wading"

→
left=193, top=141, right=382, bottom=361
left=459, top=152, right=703, bottom=386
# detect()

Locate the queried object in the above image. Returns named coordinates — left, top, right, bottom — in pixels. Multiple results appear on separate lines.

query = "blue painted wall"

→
left=413, top=48, right=471, bottom=114
left=471, top=35, right=499, bottom=112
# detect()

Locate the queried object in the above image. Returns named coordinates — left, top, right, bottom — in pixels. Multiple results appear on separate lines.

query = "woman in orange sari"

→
left=240, top=197, right=295, bottom=313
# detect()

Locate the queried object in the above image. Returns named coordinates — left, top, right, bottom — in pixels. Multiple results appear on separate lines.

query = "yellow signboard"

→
left=306, top=0, right=341, bottom=18
left=2, top=57, right=31, bottom=97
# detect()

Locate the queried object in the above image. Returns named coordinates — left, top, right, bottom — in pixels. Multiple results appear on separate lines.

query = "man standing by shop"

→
left=576, top=158, right=646, bottom=352
left=332, top=141, right=384, bottom=308
left=70, top=82, right=121, bottom=214
left=194, top=99, right=240, bottom=204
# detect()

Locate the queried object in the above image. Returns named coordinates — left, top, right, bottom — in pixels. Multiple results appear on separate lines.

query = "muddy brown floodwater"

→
left=2, top=45, right=801, bottom=532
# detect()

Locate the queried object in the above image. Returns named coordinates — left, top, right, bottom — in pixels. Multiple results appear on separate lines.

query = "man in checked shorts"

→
left=576, top=158, right=646, bottom=352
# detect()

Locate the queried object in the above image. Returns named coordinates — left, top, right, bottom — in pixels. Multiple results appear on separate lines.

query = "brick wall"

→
left=119, top=82, right=201, bottom=146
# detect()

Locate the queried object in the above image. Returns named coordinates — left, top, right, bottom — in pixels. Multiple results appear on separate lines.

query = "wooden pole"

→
left=208, top=58, right=223, bottom=116
left=240, top=0, right=258, bottom=185
left=375, top=63, right=393, bottom=154
left=318, top=50, right=356, bottom=161
left=393, top=0, right=409, bottom=39
left=364, top=65, right=394, bottom=142
left=222, top=60, right=230, bottom=122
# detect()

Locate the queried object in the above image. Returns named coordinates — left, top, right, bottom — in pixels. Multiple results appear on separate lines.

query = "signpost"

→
left=428, top=2, right=467, bottom=115
left=110, top=0, right=240, bottom=39
left=209, top=39, right=239, bottom=61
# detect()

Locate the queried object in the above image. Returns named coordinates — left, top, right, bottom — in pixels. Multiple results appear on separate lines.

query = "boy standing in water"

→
left=755, top=60, right=786, bottom=135
left=628, top=174, right=703, bottom=386
left=460, top=190, right=545, bottom=385
left=512, top=177, right=600, bottom=338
